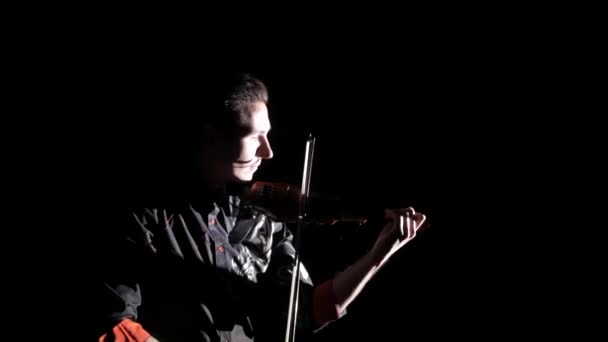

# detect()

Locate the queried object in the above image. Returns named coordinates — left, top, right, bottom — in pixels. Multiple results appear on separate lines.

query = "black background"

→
left=22, top=22, right=603, bottom=339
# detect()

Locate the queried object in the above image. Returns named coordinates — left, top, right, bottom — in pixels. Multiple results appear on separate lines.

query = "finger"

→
left=403, top=213, right=410, bottom=239
left=406, top=214, right=415, bottom=238
left=406, top=212, right=416, bottom=238
left=395, top=207, right=426, bottom=231
left=413, top=213, right=427, bottom=231
left=394, top=207, right=416, bottom=216
left=392, top=208, right=416, bottom=238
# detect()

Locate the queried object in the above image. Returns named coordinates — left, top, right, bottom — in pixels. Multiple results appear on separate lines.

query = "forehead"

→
left=245, top=102, right=271, bottom=133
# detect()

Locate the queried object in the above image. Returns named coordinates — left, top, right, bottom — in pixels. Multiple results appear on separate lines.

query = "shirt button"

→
left=209, top=218, right=217, bottom=225
left=217, top=245, right=224, bottom=252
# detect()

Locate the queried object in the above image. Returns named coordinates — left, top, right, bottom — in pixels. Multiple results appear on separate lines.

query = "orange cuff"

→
left=98, top=319, right=151, bottom=342
left=313, top=279, right=341, bottom=327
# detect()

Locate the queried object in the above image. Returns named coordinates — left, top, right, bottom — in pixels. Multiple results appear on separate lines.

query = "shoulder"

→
left=102, top=204, right=176, bottom=243
left=239, top=201, right=291, bottom=235
left=129, top=207, right=161, bottom=226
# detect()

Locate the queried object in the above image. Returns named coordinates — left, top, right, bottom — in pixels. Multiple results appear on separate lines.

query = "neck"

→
left=185, top=174, right=249, bottom=197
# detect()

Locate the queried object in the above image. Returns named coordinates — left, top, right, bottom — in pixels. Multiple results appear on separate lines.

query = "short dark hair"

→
left=206, top=72, right=269, bottom=138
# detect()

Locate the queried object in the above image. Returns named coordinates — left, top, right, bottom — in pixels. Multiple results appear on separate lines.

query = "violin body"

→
left=248, top=181, right=369, bottom=227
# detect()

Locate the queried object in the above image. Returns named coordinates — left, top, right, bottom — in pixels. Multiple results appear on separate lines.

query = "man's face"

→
left=216, top=101, right=274, bottom=183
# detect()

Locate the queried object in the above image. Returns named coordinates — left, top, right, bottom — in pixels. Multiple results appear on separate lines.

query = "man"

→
left=94, top=73, right=426, bottom=341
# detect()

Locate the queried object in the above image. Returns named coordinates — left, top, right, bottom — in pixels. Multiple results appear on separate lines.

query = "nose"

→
left=257, top=136, right=274, bottom=159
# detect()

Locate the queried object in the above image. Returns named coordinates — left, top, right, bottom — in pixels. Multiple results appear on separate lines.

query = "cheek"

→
left=238, top=141, right=257, bottom=159
left=225, top=140, right=246, bottom=158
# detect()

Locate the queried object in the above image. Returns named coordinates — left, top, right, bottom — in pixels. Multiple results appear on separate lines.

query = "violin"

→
left=272, top=134, right=428, bottom=342
left=247, top=181, right=369, bottom=227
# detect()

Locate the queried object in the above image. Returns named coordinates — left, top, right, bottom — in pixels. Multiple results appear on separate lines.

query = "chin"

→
left=233, top=173, right=254, bottom=183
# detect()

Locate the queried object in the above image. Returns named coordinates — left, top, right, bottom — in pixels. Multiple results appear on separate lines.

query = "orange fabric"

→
left=98, top=319, right=151, bottom=342
left=313, top=279, right=341, bottom=327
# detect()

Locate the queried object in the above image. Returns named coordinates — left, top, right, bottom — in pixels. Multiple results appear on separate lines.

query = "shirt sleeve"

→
left=313, top=278, right=344, bottom=328
left=98, top=318, right=152, bottom=342
left=91, top=208, right=155, bottom=337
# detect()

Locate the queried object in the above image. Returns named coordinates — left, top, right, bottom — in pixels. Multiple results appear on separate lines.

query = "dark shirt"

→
left=95, top=186, right=318, bottom=342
